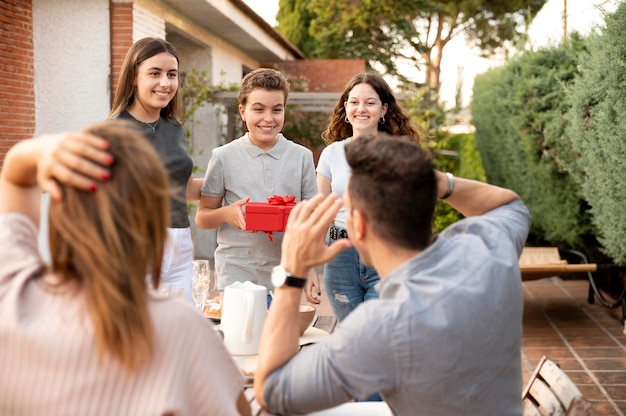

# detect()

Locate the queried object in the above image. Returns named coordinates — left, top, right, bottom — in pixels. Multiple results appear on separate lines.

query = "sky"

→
left=243, top=0, right=619, bottom=108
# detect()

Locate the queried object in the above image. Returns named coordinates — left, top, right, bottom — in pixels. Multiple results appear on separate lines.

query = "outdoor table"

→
left=243, top=315, right=337, bottom=416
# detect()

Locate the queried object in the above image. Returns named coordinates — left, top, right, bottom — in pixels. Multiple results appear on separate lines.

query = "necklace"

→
left=144, top=118, right=159, bottom=133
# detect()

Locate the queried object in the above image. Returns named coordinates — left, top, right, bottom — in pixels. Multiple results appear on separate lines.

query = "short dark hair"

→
left=238, top=68, right=290, bottom=107
left=345, top=134, right=436, bottom=249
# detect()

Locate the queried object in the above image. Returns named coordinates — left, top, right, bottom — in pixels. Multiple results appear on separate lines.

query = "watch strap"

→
left=283, top=275, right=306, bottom=288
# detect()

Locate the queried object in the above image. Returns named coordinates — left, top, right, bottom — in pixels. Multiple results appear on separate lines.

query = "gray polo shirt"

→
left=201, top=133, right=317, bottom=290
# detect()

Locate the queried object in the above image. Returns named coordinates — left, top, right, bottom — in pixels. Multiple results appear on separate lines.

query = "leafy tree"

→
left=472, top=42, right=596, bottom=251
left=278, top=0, right=546, bottom=100
left=276, top=0, right=318, bottom=57
left=565, top=3, right=626, bottom=264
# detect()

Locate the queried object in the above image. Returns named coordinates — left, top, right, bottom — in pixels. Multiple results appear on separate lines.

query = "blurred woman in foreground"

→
left=0, top=120, right=249, bottom=415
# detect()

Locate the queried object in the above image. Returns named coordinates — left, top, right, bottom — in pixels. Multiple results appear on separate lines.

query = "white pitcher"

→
left=221, top=281, right=267, bottom=356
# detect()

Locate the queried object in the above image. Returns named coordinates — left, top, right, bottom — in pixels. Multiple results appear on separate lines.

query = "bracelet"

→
left=440, top=172, right=454, bottom=199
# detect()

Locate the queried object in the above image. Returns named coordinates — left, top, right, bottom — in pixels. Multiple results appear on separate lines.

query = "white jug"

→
left=221, top=281, right=267, bottom=356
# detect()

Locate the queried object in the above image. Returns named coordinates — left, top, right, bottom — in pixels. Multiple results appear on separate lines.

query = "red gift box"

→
left=245, top=195, right=296, bottom=232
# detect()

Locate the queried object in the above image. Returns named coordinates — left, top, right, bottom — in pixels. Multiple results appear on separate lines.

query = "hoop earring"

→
left=379, top=116, right=385, bottom=124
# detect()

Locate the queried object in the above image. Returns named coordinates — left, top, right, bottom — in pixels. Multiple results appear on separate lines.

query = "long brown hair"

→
left=48, top=120, right=170, bottom=372
left=322, top=72, right=421, bottom=144
left=108, top=37, right=184, bottom=122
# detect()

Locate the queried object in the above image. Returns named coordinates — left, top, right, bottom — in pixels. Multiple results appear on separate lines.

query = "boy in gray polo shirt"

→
left=196, top=68, right=317, bottom=295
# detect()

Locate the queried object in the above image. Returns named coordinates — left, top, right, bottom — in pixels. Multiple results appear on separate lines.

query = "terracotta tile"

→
left=615, top=400, right=626, bottom=413
left=577, top=384, right=608, bottom=400
left=567, top=337, right=620, bottom=348
left=549, top=318, right=597, bottom=328
left=522, top=347, right=574, bottom=360
left=593, top=371, right=626, bottom=384
left=521, top=278, right=626, bottom=408
left=522, top=328, right=558, bottom=337
left=590, top=401, right=621, bottom=416
left=564, top=371, right=594, bottom=384
left=522, top=337, right=567, bottom=348
left=559, top=327, right=610, bottom=337
left=575, top=347, right=626, bottom=358
left=584, top=359, right=626, bottom=371
left=555, top=360, right=585, bottom=371
left=604, top=385, right=626, bottom=400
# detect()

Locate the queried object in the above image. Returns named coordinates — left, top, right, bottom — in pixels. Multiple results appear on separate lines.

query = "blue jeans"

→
left=324, top=246, right=383, bottom=402
left=323, top=246, right=380, bottom=322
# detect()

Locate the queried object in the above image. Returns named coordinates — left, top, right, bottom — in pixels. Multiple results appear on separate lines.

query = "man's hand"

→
left=280, top=193, right=352, bottom=278
left=255, top=193, right=351, bottom=410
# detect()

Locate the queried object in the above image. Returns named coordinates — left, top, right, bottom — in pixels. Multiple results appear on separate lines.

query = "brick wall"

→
left=0, top=0, right=34, bottom=171
left=272, top=59, right=366, bottom=92
left=110, top=1, right=134, bottom=103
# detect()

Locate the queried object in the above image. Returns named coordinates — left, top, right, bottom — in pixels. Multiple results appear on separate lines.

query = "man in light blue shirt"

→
left=256, top=134, right=531, bottom=415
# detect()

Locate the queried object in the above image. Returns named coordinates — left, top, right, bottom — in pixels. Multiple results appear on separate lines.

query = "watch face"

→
left=271, top=266, right=287, bottom=287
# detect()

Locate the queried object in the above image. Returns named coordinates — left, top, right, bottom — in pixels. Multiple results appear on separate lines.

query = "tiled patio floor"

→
left=522, top=277, right=626, bottom=415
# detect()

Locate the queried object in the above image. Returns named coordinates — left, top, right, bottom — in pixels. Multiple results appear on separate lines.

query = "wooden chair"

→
left=522, top=356, right=592, bottom=416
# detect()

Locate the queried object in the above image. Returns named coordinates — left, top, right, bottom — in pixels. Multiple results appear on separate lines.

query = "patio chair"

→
left=522, top=356, right=592, bottom=416
left=519, top=247, right=597, bottom=281
left=519, top=247, right=626, bottom=334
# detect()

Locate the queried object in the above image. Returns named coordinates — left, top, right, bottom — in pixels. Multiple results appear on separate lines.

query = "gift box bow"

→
left=265, top=195, right=295, bottom=241
left=267, top=195, right=296, bottom=205
left=247, top=195, right=296, bottom=242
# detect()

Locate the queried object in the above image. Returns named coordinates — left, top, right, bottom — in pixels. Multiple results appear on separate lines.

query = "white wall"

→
left=33, top=0, right=111, bottom=262
left=33, top=0, right=111, bottom=134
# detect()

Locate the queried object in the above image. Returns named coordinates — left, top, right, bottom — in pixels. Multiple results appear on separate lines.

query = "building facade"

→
left=0, top=0, right=365, bottom=261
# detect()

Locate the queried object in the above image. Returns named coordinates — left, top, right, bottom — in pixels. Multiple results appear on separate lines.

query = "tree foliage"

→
left=277, top=0, right=546, bottom=97
left=565, top=3, right=626, bottom=264
left=276, top=0, right=318, bottom=59
left=472, top=42, right=596, bottom=251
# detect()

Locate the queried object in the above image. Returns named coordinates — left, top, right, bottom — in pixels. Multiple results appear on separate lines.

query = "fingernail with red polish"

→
left=104, top=155, right=114, bottom=165
left=89, top=184, right=97, bottom=192
left=101, top=172, right=110, bottom=181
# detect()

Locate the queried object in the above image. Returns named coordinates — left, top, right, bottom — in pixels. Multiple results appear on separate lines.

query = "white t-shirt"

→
left=316, top=138, right=352, bottom=228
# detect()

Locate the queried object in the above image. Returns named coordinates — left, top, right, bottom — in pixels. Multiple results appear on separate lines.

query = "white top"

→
left=0, top=213, right=244, bottom=416
left=316, top=138, right=352, bottom=228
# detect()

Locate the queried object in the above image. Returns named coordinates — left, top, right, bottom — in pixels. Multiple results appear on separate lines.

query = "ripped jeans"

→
left=323, top=246, right=380, bottom=322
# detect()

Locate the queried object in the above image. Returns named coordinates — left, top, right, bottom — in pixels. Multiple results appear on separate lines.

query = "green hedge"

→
left=565, top=4, right=626, bottom=264
left=473, top=44, right=595, bottom=250
left=472, top=2, right=626, bottom=265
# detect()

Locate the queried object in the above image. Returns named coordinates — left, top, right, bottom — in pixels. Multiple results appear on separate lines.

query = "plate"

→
left=203, top=299, right=222, bottom=322
left=298, top=326, right=329, bottom=346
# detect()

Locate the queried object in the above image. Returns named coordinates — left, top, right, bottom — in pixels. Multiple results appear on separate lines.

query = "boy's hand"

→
left=226, top=197, right=249, bottom=230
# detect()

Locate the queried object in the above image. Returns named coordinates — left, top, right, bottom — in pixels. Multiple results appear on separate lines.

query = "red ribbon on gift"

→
left=267, top=195, right=296, bottom=205
left=264, top=195, right=296, bottom=242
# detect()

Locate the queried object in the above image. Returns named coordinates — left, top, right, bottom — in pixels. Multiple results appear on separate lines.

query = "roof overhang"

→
left=161, top=0, right=305, bottom=62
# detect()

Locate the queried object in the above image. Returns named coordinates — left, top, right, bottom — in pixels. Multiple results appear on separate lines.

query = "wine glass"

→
left=191, top=260, right=211, bottom=312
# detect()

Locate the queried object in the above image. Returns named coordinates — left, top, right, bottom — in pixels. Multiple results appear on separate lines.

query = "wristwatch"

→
left=271, top=265, right=306, bottom=289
